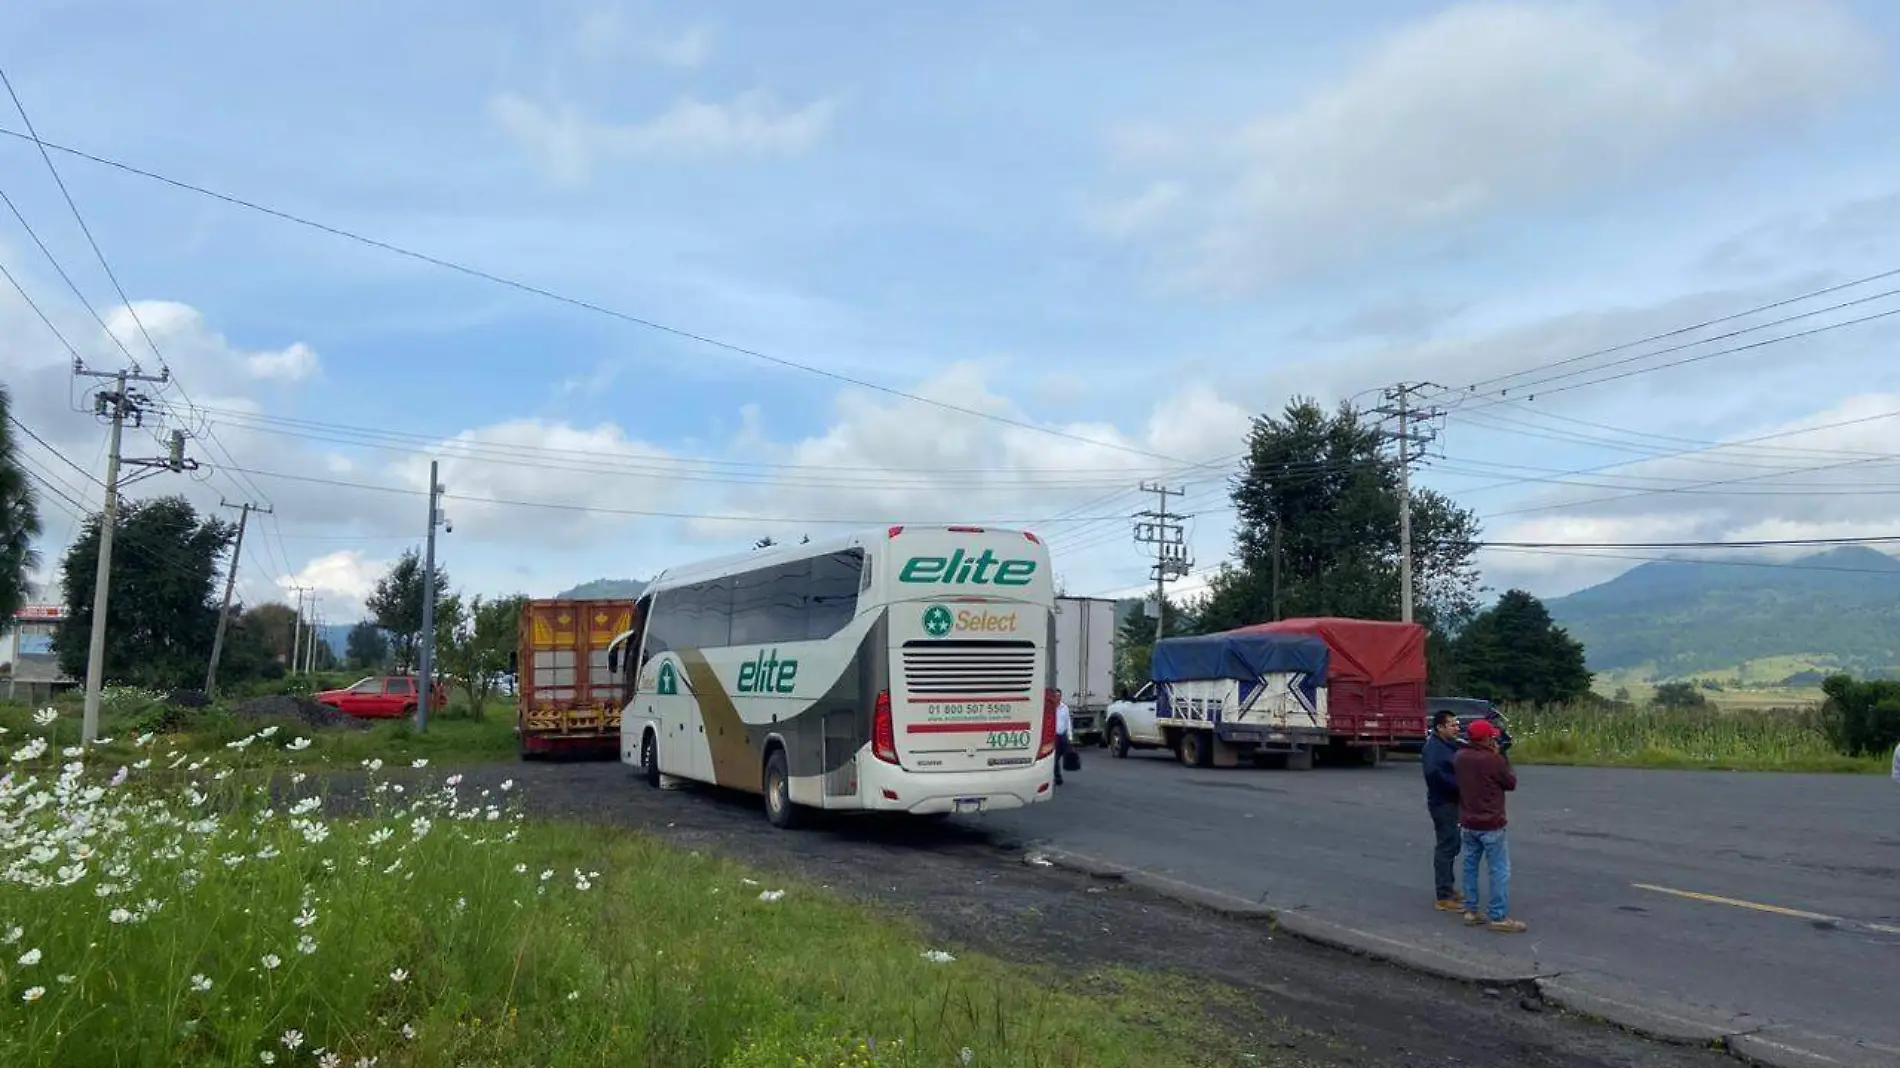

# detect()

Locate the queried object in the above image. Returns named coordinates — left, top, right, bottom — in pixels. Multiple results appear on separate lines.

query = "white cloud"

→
left=247, top=343, right=320, bottom=382
left=1098, top=0, right=1882, bottom=292
left=490, top=89, right=838, bottom=183
left=280, top=550, right=386, bottom=603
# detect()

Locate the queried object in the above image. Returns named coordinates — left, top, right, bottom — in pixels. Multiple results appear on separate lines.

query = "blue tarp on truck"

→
left=1152, top=631, right=1331, bottom=712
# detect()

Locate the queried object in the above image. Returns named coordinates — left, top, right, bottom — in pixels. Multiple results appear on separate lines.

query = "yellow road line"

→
left=1633, top=883, right=1900, bottom=935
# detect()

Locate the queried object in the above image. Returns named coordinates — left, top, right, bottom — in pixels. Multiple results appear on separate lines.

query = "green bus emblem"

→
left=923, top=605, right=954, bottom=638
left=657, top=661, right=679, bottom=695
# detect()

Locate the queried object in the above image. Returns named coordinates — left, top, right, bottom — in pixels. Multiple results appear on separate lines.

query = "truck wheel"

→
left=763, top=748, right=801, bottom=829
left=641, top=730, right=660, bottom=788
left=1285, top=747, right=1315, bottom=771
left=1178, top=732, right=1211, bottom=768
left=1108, top=722, right=1131, bottom=759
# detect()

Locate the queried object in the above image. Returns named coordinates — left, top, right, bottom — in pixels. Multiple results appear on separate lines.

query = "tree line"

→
left=1114, top=398, right=1593, bottom=707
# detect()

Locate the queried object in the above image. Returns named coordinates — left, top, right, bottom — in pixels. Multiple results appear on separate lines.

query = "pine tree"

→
left=1453, top=589, right=1592, bottom=705
left=0, top=385, right=43, bottom=623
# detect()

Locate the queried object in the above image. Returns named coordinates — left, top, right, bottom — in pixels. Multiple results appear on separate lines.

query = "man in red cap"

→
left=1454, top=719, right=1526, bottom=932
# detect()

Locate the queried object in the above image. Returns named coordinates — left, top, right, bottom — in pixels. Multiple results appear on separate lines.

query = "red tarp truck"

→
left=1234, top=617, right=1427, bottom=760
left=512, top=599, right=637, bottom=760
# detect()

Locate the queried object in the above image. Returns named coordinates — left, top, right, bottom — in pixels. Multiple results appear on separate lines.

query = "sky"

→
left=5, top=0, right=1900, bottom=626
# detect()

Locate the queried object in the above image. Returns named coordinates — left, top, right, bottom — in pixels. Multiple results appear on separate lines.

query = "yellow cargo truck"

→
left=511, top=598, right=636, bottom=760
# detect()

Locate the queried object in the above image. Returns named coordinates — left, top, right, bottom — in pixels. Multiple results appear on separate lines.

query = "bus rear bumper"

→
left=858, top=759, right=1056, bottom=815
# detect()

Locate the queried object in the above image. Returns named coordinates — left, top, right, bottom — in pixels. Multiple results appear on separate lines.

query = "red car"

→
left=314, top=676, right=448, bottom=719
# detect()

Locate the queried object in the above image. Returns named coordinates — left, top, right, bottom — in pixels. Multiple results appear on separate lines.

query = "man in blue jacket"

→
left=1422, top=709, right=1464, bottom=911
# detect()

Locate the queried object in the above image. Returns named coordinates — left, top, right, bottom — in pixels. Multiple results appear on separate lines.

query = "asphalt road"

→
left=986, top=749, right=1900, bottom=1057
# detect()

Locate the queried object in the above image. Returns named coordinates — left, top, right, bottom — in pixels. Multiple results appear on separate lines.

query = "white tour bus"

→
left=614, top=524, right=1061, bottom=828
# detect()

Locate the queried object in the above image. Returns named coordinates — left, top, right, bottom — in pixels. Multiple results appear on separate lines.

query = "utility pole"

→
left=1374, top=383, right=1442, bottom=625
left=1132, top=482, right=1192, bottom=643
left=304, top=595, right=321, bottom=673
left=416, top=460, right=448, bottom=732
left=73, top=361, right=174, bottom=743
left=289, top=586, right=311, bottom=674
left=205, top=500, right=272, bottom=696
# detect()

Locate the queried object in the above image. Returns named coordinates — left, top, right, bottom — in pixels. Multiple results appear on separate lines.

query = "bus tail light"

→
left=1038, top=687, right=1059, bottom=760
left=1022, top=531, right=1041, bottom=544
left=872, top=689, right=899, bottom=765
left=887, top=525, right=904, bottom=539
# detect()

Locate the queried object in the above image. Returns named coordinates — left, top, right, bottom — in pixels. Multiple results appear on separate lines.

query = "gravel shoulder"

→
left=333, top=761, right=1732, bottom=1067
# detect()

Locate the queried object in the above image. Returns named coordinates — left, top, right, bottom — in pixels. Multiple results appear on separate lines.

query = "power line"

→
left=1457, top=270, right=1900, bottom=398
left=2, top=68, right=164, bottom=374
left=0, top=124, right=1218, bottom=471
left=213, top=461, right=1176, bottom=526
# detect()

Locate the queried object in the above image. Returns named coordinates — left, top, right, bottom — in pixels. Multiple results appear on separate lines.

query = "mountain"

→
left=1545, top=546, right=1900, bottom=679
left=554, top=578, right=649, bottom=600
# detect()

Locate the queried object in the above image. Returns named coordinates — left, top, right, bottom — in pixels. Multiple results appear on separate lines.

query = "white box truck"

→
left=1053, top=595, right=1116, bottom=745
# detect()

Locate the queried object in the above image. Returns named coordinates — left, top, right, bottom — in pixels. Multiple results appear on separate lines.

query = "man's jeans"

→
left=1429, top=801, right=1461, bottom=901
left=1461, top=827, right=1511, bottom=921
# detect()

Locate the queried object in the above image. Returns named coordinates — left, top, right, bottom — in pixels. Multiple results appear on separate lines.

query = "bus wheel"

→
left=763, top=748, right=801, bottom=829
left=641, top=730, right=660, bottom=788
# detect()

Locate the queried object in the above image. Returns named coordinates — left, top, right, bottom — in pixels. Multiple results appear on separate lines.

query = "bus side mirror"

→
left=607, top=647, right=620, bottom=674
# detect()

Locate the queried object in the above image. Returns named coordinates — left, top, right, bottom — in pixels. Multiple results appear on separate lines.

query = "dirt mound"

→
left=233, top=695, right=373, bottom=732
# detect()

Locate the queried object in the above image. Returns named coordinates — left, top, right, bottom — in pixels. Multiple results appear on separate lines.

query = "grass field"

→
left=1507, top=701, right=1887, bottom=774
left=0, top=714, right=1248, bottom=1067
left=0, top=694, right=522, bottom=769
left=1591, top=660, right=1829, bottom=711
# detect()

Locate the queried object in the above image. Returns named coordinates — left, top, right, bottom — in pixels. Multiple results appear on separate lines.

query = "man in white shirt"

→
left=1055, top=695, right=1073, bottom=786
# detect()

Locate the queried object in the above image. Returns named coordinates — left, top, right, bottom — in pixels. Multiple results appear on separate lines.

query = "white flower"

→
left=18, top=947, right=42, bottom=966
left=259, top=1053, right=276, bottom=1065
left=290, top=772, right=307, bottom=785
left=290, top=797, right=321, bottom=816
left=21, top=986, right=45, bottom=1003
left=410, top=817, right=432, bottom=840
left=190, top=974, right=212, bottom=992
left=258, top=725, right=280, bottom=739
left=300, top=824, right=330, bottom=845
left=33, top=708, right=58, bottom=727
left=261, top=954, right=282, bottom=971
left=445, top=773, right=463, bottom=787
left=281, top=1029, right=304, bottom=1051
left=367, top=828, right=394, bottom=846
left=55, top=974, right=74, bottom=985
left=540, top=870, right=554, bottom=882
left=758, top=889, right=786, bottom=903
left=1, top=927, right=20, bottom=946
left=294, top=907, right=318, bottom=928
left=410, top=759, right=428, bottom=769
left=389, top=968, right=408, bottom=984
left=455, top=897, right=467, bottom=912
left=354, top=1059, right=378, bottom=1068
left=960, top=1047, right=974, bottom=1065
left=134, top=731, right=155, bottom=748
left=297, top=935, right=318, bottom=956
left=574, top=877, right=593, bottom=891
left=566, top=990, right=581, bottom=1002
left=285, top=737, right=312, bottom=751
left=108, top=908, right=134, bottom=925
left=108, top=766, right=129, bottom=787
left=921, top=950, right=956, bottom=964
left=318, top=1054, right=341, bottom=1068
left=400, top=1023, right=416, bottom=1040
left=499, top=779, right=514, bottom=791
left=513, top=864, right=528, bottom=875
